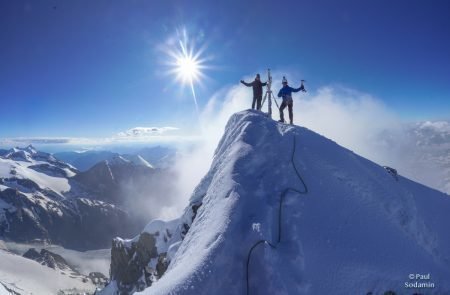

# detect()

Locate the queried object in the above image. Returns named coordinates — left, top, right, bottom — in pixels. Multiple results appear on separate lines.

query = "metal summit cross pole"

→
left=261, top=69, right=279, bottom=118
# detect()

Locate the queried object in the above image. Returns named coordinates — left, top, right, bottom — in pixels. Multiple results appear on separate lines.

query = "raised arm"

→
left=291, top=83, right=306, bottom=92
left=240, top=80, right=253, bottom=87
left=261, top=81, right=268, bottom=86
left=291, top=86, right=303, bottom=93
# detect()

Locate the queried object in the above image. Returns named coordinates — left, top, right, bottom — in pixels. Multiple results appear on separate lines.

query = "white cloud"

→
left=294, top=85, right=401, bottom=164
left=117, top=126, right=180, bottom=138
left=0, top=127, right=196, bottom=149
left=0, top=138, right=72, bottom=145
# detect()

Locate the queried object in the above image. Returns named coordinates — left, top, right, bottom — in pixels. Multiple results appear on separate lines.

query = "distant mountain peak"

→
left=108, top=155, right=131, bottom=166
left=25, top=144, right=37, bottom=154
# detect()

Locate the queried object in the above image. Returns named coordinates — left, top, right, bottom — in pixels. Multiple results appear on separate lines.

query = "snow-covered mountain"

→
left=0, top=146, right=144, bottom=249
left=73, top=155, right=156, bottom=204
left=54, top=150, right=119, bottom=171
left=100, top=110, right=450, bottom=295
left=73, top=154, right=176, bottom=218
left=54, top=146, right=175, bottom=171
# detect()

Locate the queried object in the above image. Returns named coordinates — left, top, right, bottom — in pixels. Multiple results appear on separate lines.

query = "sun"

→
left=163, top=28, right=209, bottom=113
left=175, top=54, right=200, bottom=83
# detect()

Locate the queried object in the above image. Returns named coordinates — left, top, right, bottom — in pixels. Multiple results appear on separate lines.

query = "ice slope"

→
left=140, top=110, right=450, bottom=295
left=0, top=249, right=95, bottom=294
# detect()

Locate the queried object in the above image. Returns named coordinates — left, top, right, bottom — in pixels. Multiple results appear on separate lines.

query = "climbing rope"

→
left=246, top=135, right=308, bottom=295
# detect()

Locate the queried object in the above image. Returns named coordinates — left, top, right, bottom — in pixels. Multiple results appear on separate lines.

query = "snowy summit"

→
left=101, top=110, right=450, bottom=295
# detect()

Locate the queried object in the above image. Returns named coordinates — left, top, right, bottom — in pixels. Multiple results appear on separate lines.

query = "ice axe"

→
left=300, top=80, right=307, bottom=92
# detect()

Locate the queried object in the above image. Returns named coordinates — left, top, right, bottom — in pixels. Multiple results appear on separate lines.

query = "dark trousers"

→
left=280, top=100, right=293, bottom=123
left=252, top=96, right=262, bottom=110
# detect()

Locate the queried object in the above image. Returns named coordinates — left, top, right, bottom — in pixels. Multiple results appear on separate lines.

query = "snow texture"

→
left=0, top=154, right=71, bottom=196
left=3, top=241, right=110, bottom=276
left=0, top=283, right=9, bottom=295
left=0, top=249, right=95, bottom=294
left=133, top=110, right=450, bottom=295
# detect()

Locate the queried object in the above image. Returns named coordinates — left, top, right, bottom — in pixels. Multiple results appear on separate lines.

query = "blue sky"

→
left=1, top=0, right=449, bottom=140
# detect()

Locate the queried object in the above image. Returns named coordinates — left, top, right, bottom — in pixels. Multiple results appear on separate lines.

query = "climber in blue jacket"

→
left=277, top=76, right=305, bottom=124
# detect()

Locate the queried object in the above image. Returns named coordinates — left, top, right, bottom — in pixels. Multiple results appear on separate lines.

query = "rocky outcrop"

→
left=89, top=272, right=108, bottom=286
left=109, top=232, right=167, bottom=293
left=23, top=248, right=74, bottom=271
left=105, top=203, right=201, bottom=294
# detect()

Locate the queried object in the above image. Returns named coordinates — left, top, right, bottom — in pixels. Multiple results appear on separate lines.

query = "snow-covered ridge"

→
left=54, top=147, right=174, bottom=172
left=107, top=110, right=450, bottom=295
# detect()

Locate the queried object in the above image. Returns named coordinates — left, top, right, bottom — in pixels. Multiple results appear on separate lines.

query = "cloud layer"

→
left=0, top=126, right=195, bottom=151
left=117, top=126, right=180, bottom=138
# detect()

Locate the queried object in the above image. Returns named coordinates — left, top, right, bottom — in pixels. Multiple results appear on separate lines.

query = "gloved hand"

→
left=240, top=80, right=244, bottom=83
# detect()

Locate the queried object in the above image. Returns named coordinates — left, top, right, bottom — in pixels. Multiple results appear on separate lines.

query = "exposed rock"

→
left=105, top=203, right=201, bottom=294
left=89, top=272, right=108, bottom=286
left=110, top=232, right=158, bottom=291
left=2, top=177, right=41, bottom=193
left=28, top=163, right=72, bottom=178
left=23, top=248, right=74, bottom=271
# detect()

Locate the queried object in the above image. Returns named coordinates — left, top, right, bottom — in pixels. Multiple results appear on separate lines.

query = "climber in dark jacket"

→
left=277, top=76, right=305, bottom=124
left=240, top=73, right=267, bottom=110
